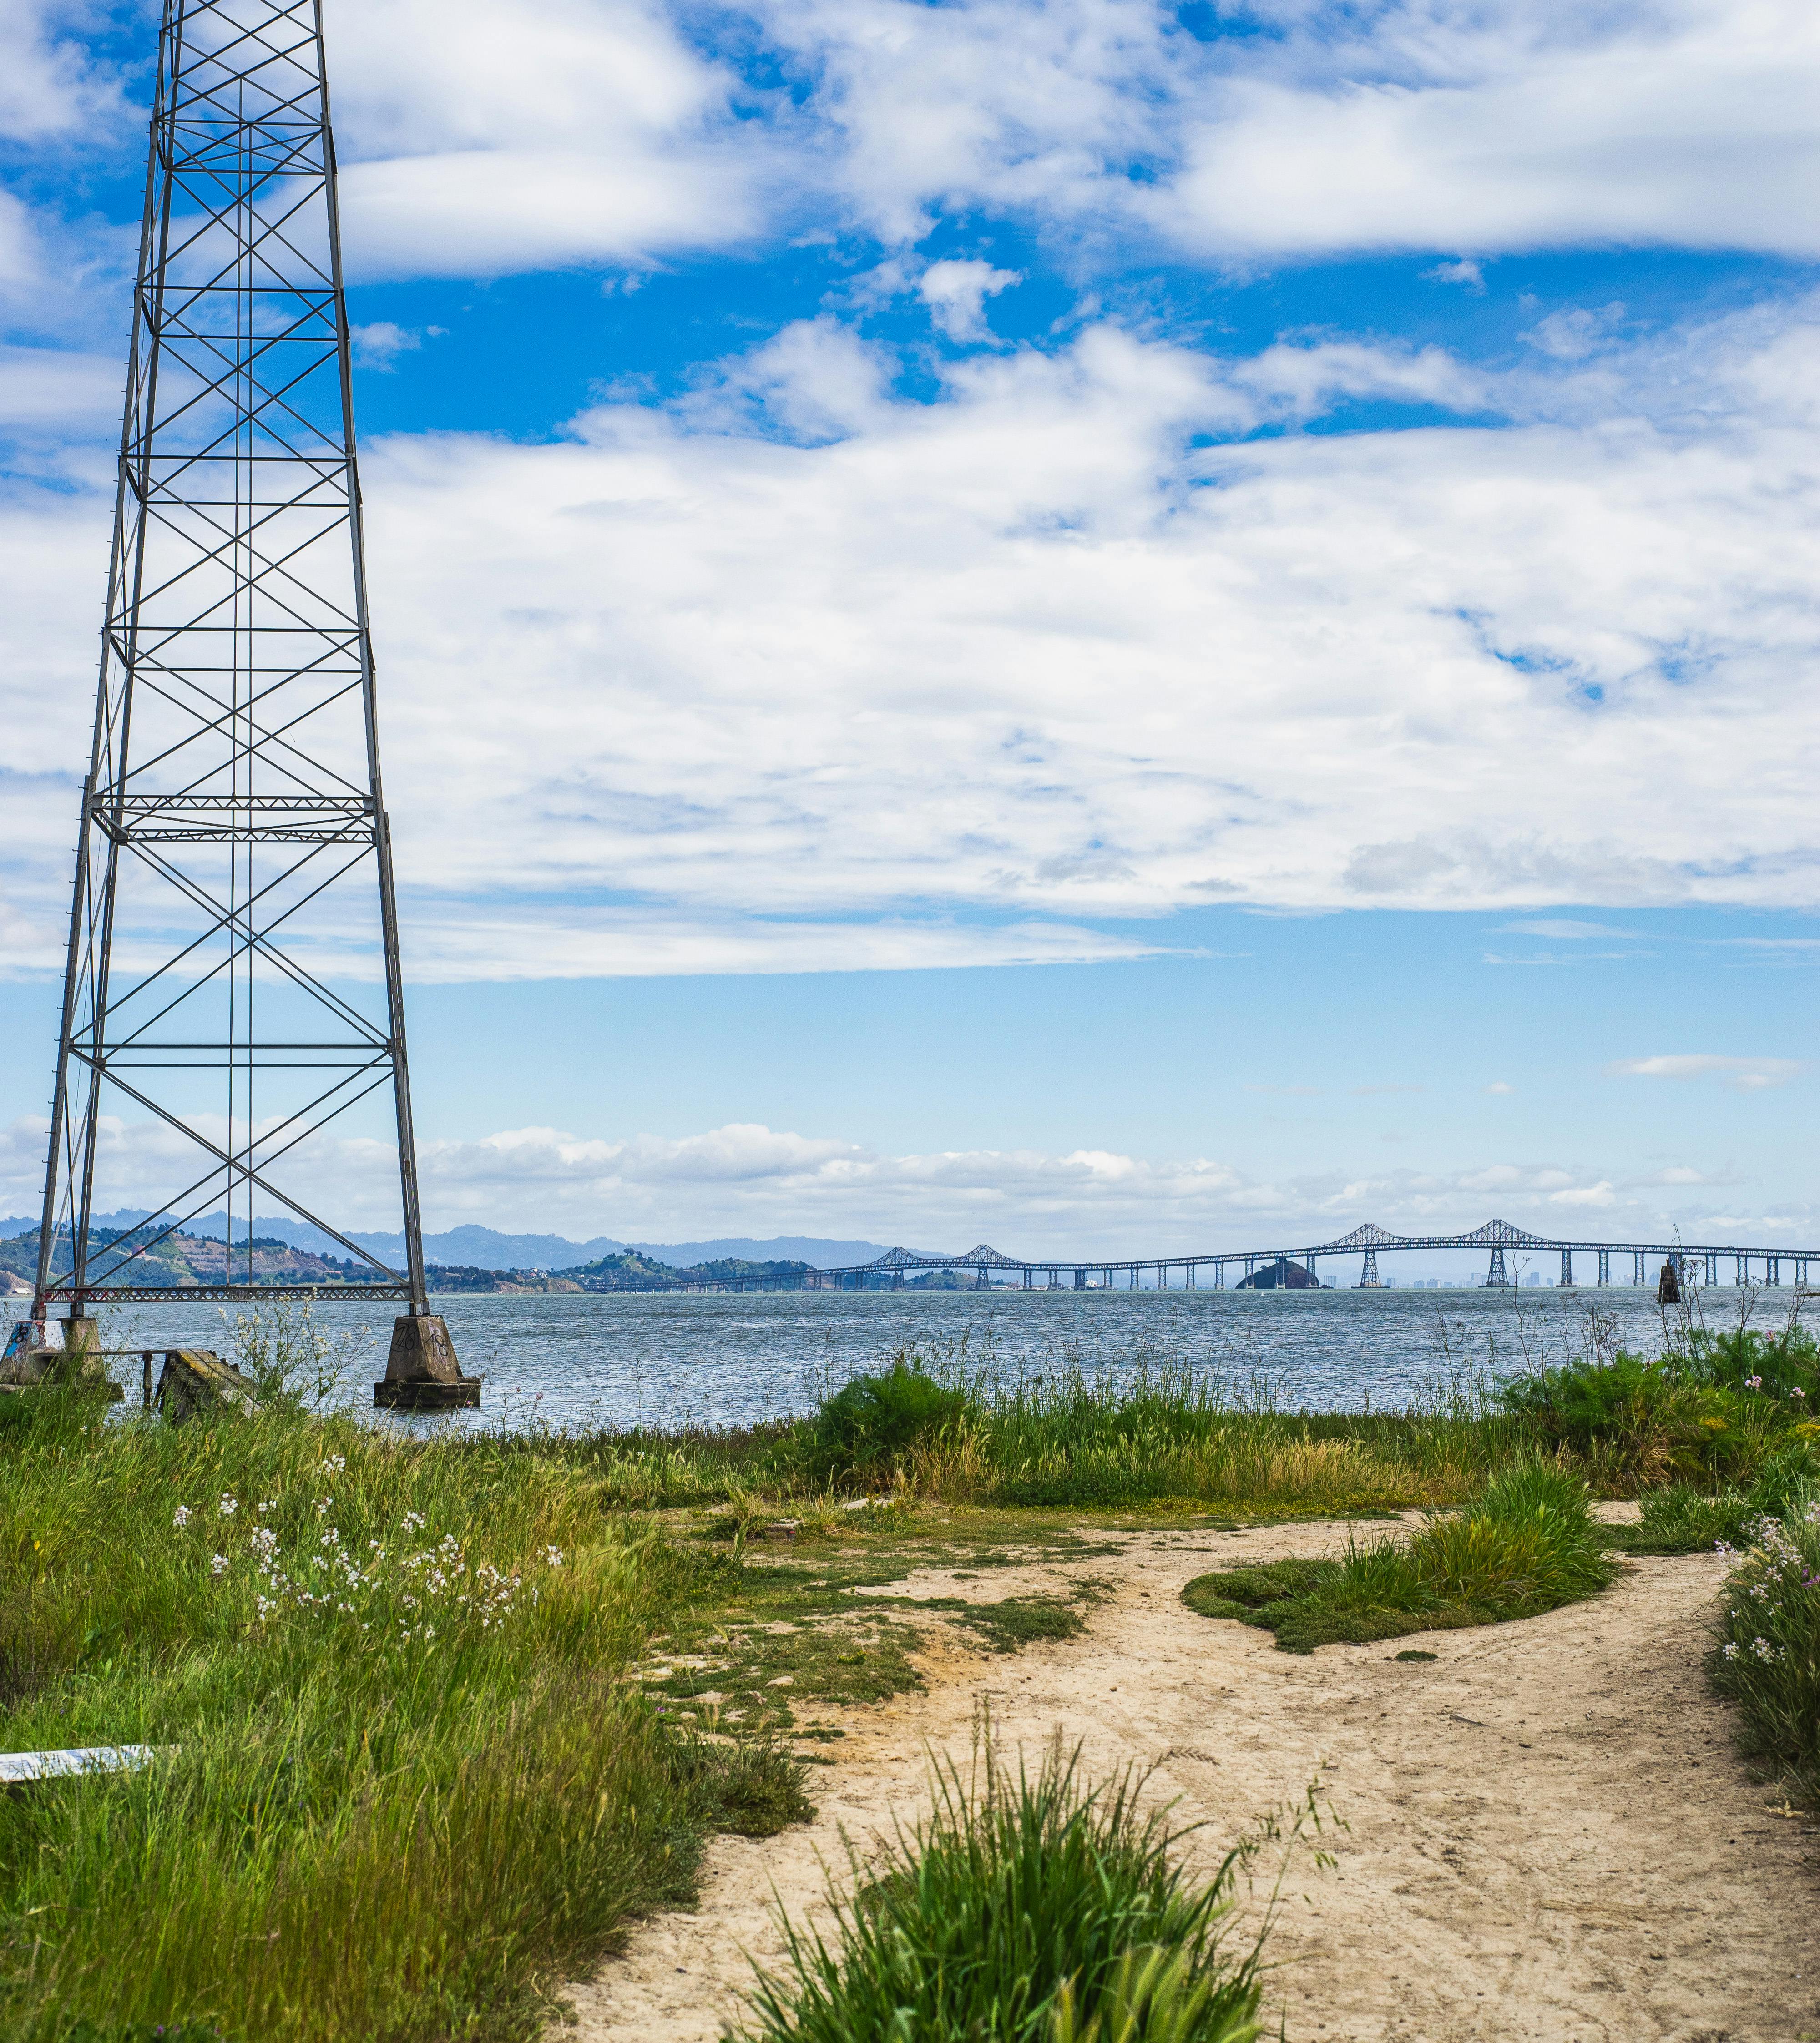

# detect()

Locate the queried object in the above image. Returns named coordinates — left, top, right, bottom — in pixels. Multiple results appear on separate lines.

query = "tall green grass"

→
left=1182, top=1462, right=1618, bottom=1652
left=739, top=1735, right=1267, bottom=2043
left=0, top=1382, right=803, bottom=2042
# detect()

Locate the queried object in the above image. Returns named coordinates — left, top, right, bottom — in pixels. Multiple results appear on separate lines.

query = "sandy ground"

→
left=556, top=1513, right=1818, bottom=2043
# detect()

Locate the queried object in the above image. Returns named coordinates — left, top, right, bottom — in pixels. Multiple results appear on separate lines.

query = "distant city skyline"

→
left=3, top=0, right=1816, bottom=1255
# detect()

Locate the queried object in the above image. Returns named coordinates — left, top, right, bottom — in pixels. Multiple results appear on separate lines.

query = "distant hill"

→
left=0, top=1223, right=375, bottom=1291
left=0, top=1213, right=903, bottom=1273
left=557, top=1251, right=817, bottom=1291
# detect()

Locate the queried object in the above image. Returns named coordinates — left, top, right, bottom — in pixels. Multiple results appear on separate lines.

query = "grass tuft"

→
left=738, top=1731, right=1267, bottom=2043
left=1182, top=1463, right=1617, bottom=1654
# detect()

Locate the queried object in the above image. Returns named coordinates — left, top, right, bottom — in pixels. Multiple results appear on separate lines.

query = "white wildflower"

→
left=172, top=1504, right=192, bottom=1530
left=210, top=1553, right=229, bottom=1576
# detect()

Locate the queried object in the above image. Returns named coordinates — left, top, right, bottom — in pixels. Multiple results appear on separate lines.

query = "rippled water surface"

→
left=76, top=1282, right=1723, bottom=1432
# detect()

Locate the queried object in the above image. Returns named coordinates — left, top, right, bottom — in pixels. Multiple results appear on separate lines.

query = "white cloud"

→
left=15, top=293, right=1820, bottom=974
left=1157, top=1, right=1820, bottom=262
left=1610, top=1054, right=1802, bottom=1090
left=0, top=3, right=123, bottom=144
left=12, top=0, right=1820, bottom=299
left=1424, top=259, right=1484, bottom=293
left=279, top=0, right=1820, bottom=282
left=1484, top=1081, right=1515, bottom=1095
left=1522, top=304, right=1627, bottom=363
left=1501, top=919, right=1643, bottom=939
left=319, top=0, right=760, bottom=276
left=350, top=322, right=422, bottom=371
left=6, top=1112, right=1791, bottom=1253
left=919, top=259, right=1022, bottom=343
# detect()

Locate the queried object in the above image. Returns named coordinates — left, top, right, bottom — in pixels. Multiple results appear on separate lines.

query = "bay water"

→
left=71, top=1281, right=1772, bottom=1433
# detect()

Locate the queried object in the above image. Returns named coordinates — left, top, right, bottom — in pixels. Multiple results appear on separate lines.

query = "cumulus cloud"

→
left=1156, top=0, right=1820, bottom=262
left=320, top=0, right=760, bottom=276
left=1424, top=259, right=1485, bottom=293
left=0, top=2, right=123, bottom=144
left=1609, top=1054, right=1803, bottom=1090
left=13, top=0, right=1820, bottom=294
left=350, top=322, right=422, bottom=371
left=919, top=259, right=1022, bottom=343
left=11, top=293, right=1820, bottom=973
left=1, top=1112, right=1785, bottom=1252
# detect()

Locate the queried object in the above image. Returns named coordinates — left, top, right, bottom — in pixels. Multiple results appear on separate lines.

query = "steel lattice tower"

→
left=33, top=0, right=432, bottom=1329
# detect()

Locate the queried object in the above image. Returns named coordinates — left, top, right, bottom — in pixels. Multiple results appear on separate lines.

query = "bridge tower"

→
left=1482, top=1246, right=1513, bottom=1287
left=1357, top=1248, right=1382, bottom=1288
left=30, top=1, right=455, bottom=1385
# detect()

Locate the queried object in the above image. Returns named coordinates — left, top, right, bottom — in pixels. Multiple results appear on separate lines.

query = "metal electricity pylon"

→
left=32, top=0, right=435, bottom=1337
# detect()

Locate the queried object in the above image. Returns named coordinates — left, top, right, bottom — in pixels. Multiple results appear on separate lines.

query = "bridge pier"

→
left=1358, top=1247, right=1381, bottom=1287
left=1597, top=1249, right=1610, bottom=1286
left=1485, top=1246, right=1512, bottom=1287
left=1768, top=1256, right=1781, bottom=1286
left=1560, top=1248, right=1573, bottom=1286
left=1737, top=1255, right=1748, bottom=1286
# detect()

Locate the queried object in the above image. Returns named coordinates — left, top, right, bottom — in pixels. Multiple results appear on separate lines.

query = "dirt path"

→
left=557, top=1516, right=1817, bottom=2043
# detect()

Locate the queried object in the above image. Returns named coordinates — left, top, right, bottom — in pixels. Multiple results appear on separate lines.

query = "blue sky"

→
left=3, top=0, right=1820, bottom=1255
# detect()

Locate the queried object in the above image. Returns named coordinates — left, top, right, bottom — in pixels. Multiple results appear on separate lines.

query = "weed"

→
left=738, top=1731, right=1267, bottom=2043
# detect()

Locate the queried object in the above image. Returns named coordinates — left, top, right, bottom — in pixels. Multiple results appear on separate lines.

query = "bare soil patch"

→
left=558, top=1511, right=1818, bottom=2043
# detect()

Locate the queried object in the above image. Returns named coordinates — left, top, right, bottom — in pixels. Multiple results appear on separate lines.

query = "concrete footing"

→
left=1, top=1317, right=122, bottom=1398
left=373, top=1314, right=480, bottom=1410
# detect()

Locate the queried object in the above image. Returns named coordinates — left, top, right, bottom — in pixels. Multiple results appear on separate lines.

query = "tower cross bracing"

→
left=33, top=0, right=430, bottom=1321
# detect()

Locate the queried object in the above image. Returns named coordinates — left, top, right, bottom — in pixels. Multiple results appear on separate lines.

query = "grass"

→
left=11, top=1304, right=1818, bottom=2038
left=0, top=1379, right=807, bottom=2043
left=1180, top=1463, right=1618, bottom=1653
left=563, top=1320, right=1820, bottom=1524
left=1709, top=1494, right=1820, bottom=1811
left=738, top=1731, right=1269, bottom=2043
left=950, top=1595, right=1089, bottom=1653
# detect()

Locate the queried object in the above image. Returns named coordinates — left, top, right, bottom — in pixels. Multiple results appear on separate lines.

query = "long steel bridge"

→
left=627, top=1218, right=1820, bottom=1295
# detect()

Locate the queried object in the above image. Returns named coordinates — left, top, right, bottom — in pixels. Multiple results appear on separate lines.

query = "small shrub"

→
left=1675, top=1325, right=1820, bottom=1410
left=738, top=1736, right=1266, bottom=2043
left=1709, top=1500, right=1820, bottom=1808
left=807, top=1361, right=977, bottom=1478
left=1183, top=1463, right=1616, bottom=1653
left=1497, top=1351, right=1767, bottom=1488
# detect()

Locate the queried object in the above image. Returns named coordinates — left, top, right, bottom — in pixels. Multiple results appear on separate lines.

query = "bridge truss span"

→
left=676, top=1218, right=1820, bottom=1294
